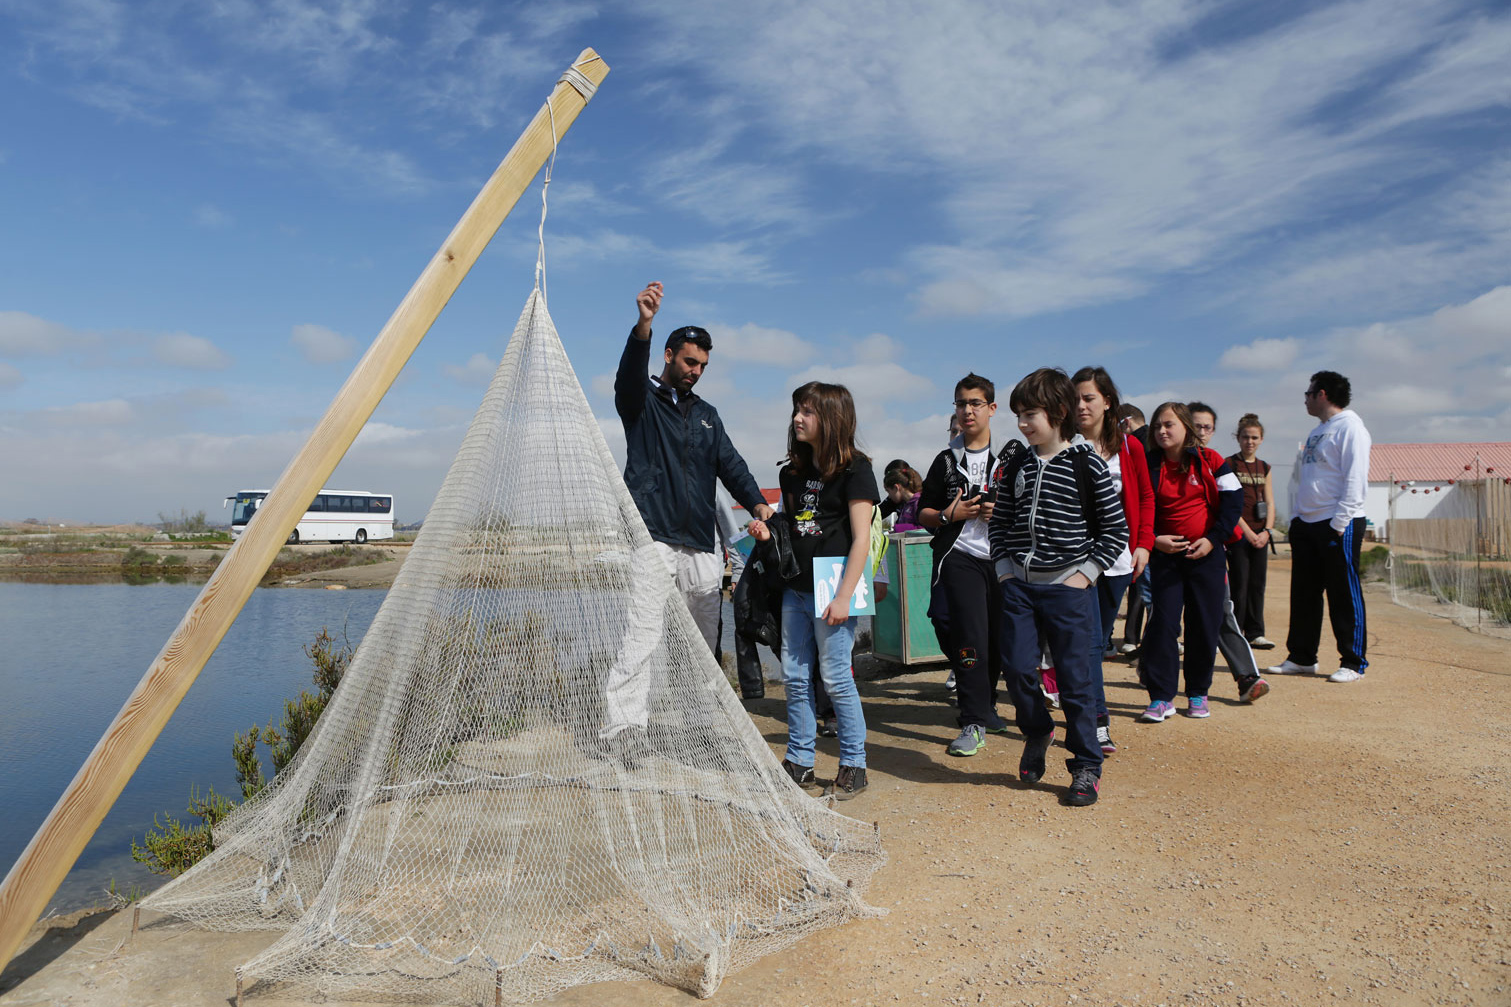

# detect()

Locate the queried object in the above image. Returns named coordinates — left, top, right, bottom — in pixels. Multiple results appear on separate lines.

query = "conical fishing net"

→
left=142, top=289, right=885, bottom=1003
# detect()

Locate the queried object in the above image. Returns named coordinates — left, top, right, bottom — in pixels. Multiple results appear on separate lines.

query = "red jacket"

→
left=1118, top=437, right=1155, bottom=554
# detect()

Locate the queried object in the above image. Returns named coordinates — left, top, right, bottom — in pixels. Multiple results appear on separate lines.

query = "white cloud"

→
left=645, top=132, right=816, bottom=233
left=546, top=229, right=784, bottom=285
left=589, top=371, right=616, bottom=401
left=40, top=398, right=136, bottom=428
left=852, top=333, right=901, bottom=364
left=291, top=323, right=357, bottom=365
left=442, top=352, right=498, bottom=385
left=665, top=240, right=784, bottom=285
left=1361, top=383, right=1457, bottom=416
left=153, top=332, right=232, bottom=370
left=0, top=311, right=90, bottom=356
left=1218, top=337, right=1302, bottom=372
left=0, top=362, right=21, bottom=389
left=193, top=202, right=232, bottom=228
left=788, top=361, right=938, bottom=409
left=705, top=323, right=816, bottom=366
left=642, top=1, right=1511, bottom=320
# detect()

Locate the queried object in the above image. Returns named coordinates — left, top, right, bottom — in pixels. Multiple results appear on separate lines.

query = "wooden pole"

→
left=0, top=48, right=609, bottom=971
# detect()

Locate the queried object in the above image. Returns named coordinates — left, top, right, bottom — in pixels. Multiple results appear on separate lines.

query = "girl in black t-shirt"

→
left=750, top=382, right=879, bottom=800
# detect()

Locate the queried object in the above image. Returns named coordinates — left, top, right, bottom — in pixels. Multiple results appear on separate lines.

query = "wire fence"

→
left=1387, top=458, right=1511, bottom=639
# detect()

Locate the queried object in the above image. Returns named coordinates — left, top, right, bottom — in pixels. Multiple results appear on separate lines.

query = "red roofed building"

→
left=730, top=489, right=783, bottom=514
left=1366, top=442, right=1511, bottom=540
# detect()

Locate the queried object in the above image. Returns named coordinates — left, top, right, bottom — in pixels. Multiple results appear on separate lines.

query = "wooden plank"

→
left=0, top=48, right=610, bottom=971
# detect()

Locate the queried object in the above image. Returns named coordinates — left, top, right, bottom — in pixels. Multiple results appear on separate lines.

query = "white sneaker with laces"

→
left=1119, top=643, right=1138, bottom=655
left=1328, top=667, right=1365, bottom=682
left=1268, top=659, right=1318, bottom=675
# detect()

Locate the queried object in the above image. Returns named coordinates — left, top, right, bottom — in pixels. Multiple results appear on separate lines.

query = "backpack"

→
left=867, top=507, right=889, bottom=578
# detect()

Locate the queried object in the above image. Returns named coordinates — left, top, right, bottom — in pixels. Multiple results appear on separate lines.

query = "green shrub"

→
left=130, top=786, right=235, bottom=877
left=1359, top=546, right=1389, bottom=581
left=133, top=627, right=353, bottom=875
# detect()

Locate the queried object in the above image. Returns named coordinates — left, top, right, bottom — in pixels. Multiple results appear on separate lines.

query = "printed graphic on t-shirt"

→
left=1302, top=433, right=1324, bottom=465
left=794, top=479, right=822, bottom=537
left=966, top=449, right=988, bottom=491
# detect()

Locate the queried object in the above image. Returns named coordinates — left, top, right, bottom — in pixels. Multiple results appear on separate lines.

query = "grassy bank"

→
left=0, top=524, right=392, bottom=586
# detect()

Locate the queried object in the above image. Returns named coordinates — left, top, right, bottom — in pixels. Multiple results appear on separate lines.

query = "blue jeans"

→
left=781, top=591, right=867, bottom=768
left=1001, top=578, right=1103, bottom=775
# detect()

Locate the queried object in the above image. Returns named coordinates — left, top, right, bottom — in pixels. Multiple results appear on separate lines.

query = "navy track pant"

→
left=1286, top=517, right=1369, bottom=672
left=1143, top=546, right=1227, bottom=702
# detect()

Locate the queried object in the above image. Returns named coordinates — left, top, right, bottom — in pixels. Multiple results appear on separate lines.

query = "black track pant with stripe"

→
left=1286, top=517, right=1368, bottom=672
left=940, top=550, right=1004, bottom=728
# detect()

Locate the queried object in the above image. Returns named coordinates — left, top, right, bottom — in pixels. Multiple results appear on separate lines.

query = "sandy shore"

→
left=2, top=561, right=1508, bottom=1007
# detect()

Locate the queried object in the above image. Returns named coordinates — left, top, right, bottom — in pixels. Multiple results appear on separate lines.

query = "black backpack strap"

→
left=997, top=443, right=1032, bottom=502
left=1071, top=449, right=1102, bottom=541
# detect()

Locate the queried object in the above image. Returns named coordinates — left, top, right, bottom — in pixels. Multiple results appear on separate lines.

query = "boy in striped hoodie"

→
left=989, top=368, right=1128, bottom=807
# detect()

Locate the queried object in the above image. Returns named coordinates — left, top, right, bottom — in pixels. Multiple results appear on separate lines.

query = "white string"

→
left=535, top=58, right=600, bottom=305
left=535, top=97, right=557, bottom=305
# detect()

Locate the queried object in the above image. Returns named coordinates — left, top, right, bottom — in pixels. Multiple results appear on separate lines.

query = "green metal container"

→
left=873, top=532, right=945, bottom=665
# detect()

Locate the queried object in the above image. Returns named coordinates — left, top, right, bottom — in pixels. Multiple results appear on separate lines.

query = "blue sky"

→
left=2, top=0, right=1509, bottom=524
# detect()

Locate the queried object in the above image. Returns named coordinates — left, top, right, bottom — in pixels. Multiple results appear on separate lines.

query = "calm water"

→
left=0, top=582, right=385, bottom=911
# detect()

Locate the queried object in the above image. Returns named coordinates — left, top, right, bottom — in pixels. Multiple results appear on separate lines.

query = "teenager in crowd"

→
left=920, top=374, right=1013, bottom=756
left=1072, top=366, right=1153, bottom=756
left=990, top=368, right=1127, bottom=807
left=879, top=458, right=912, bottom=519
left=1270, top=371, right=1372, bottom=683
left=884, top=466, right=924, bottom=531
left=748, top=382, right=878, bottom=799
left=1138, top=403, right=1243, bottom=723
left=1187, top=403, right=1270, bottom=703
left=1228, top=414, right=1276, bottom=649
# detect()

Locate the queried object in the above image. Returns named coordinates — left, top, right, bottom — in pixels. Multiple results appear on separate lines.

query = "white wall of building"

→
left=1369, top=481, right=1470, bottom=539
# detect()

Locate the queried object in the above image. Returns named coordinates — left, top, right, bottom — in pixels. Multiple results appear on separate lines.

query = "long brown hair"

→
left=1071, top=365, right=1124, bottom=455
left=1151, top=400, right=1202, bottom=472
left=784, top=381, right=866, bottom=480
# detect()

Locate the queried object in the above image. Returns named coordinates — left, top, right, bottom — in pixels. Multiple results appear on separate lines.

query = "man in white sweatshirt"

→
left=1270, top=371, right=1372, bottom=683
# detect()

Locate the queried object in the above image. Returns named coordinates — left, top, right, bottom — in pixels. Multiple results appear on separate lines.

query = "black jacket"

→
left=733, top=516, right=799, bottom=648
left=918, top=437, right=1023, bottom=569
left=614, top=333, right=766, bottom=553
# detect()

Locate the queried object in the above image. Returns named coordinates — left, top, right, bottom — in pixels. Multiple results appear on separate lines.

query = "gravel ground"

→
left=3, top=560, right=1507, bottom=1007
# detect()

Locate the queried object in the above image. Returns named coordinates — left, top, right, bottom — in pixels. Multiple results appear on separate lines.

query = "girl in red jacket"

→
left=1139, top=401, right=1243, bottom=722
left=1072, top=367, right=1153, bottom=753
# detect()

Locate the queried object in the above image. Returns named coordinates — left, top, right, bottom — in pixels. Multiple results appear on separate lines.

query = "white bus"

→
left=225, top=489, right=395, bottom=544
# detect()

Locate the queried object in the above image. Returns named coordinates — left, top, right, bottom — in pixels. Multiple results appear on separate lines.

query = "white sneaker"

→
left=1328, top=667, right=1365, bottom=683
left=1249, top=636, right=1276, bottom=650
left=1119, top=643, right=1138, bottom=655
left=945, top=670, right=956, bottom=690
left=1268, top=659, right=1318, bottom=675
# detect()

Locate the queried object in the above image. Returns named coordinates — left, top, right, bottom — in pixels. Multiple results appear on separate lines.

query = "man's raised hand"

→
left=633, top=282, right=664, bottom=340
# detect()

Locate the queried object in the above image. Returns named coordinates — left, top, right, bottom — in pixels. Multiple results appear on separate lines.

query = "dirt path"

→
left=3, top=562, right=1508, bottom=1006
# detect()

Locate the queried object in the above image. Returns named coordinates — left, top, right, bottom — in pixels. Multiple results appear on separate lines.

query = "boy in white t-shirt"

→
left=919, top=374, right=1014, bottom=758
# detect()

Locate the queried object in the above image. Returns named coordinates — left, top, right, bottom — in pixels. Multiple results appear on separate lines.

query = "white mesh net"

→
left=1388, top=475, right=1511, bottom=639
left=141, top=289, right=885, bottom=1003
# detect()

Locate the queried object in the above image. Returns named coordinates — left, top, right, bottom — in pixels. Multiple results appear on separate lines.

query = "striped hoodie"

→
left=988, top=438, right=1129, bottom=584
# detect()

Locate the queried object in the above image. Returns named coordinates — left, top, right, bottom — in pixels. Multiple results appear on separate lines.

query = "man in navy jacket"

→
left=614, top=281, right=773, bottom=654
